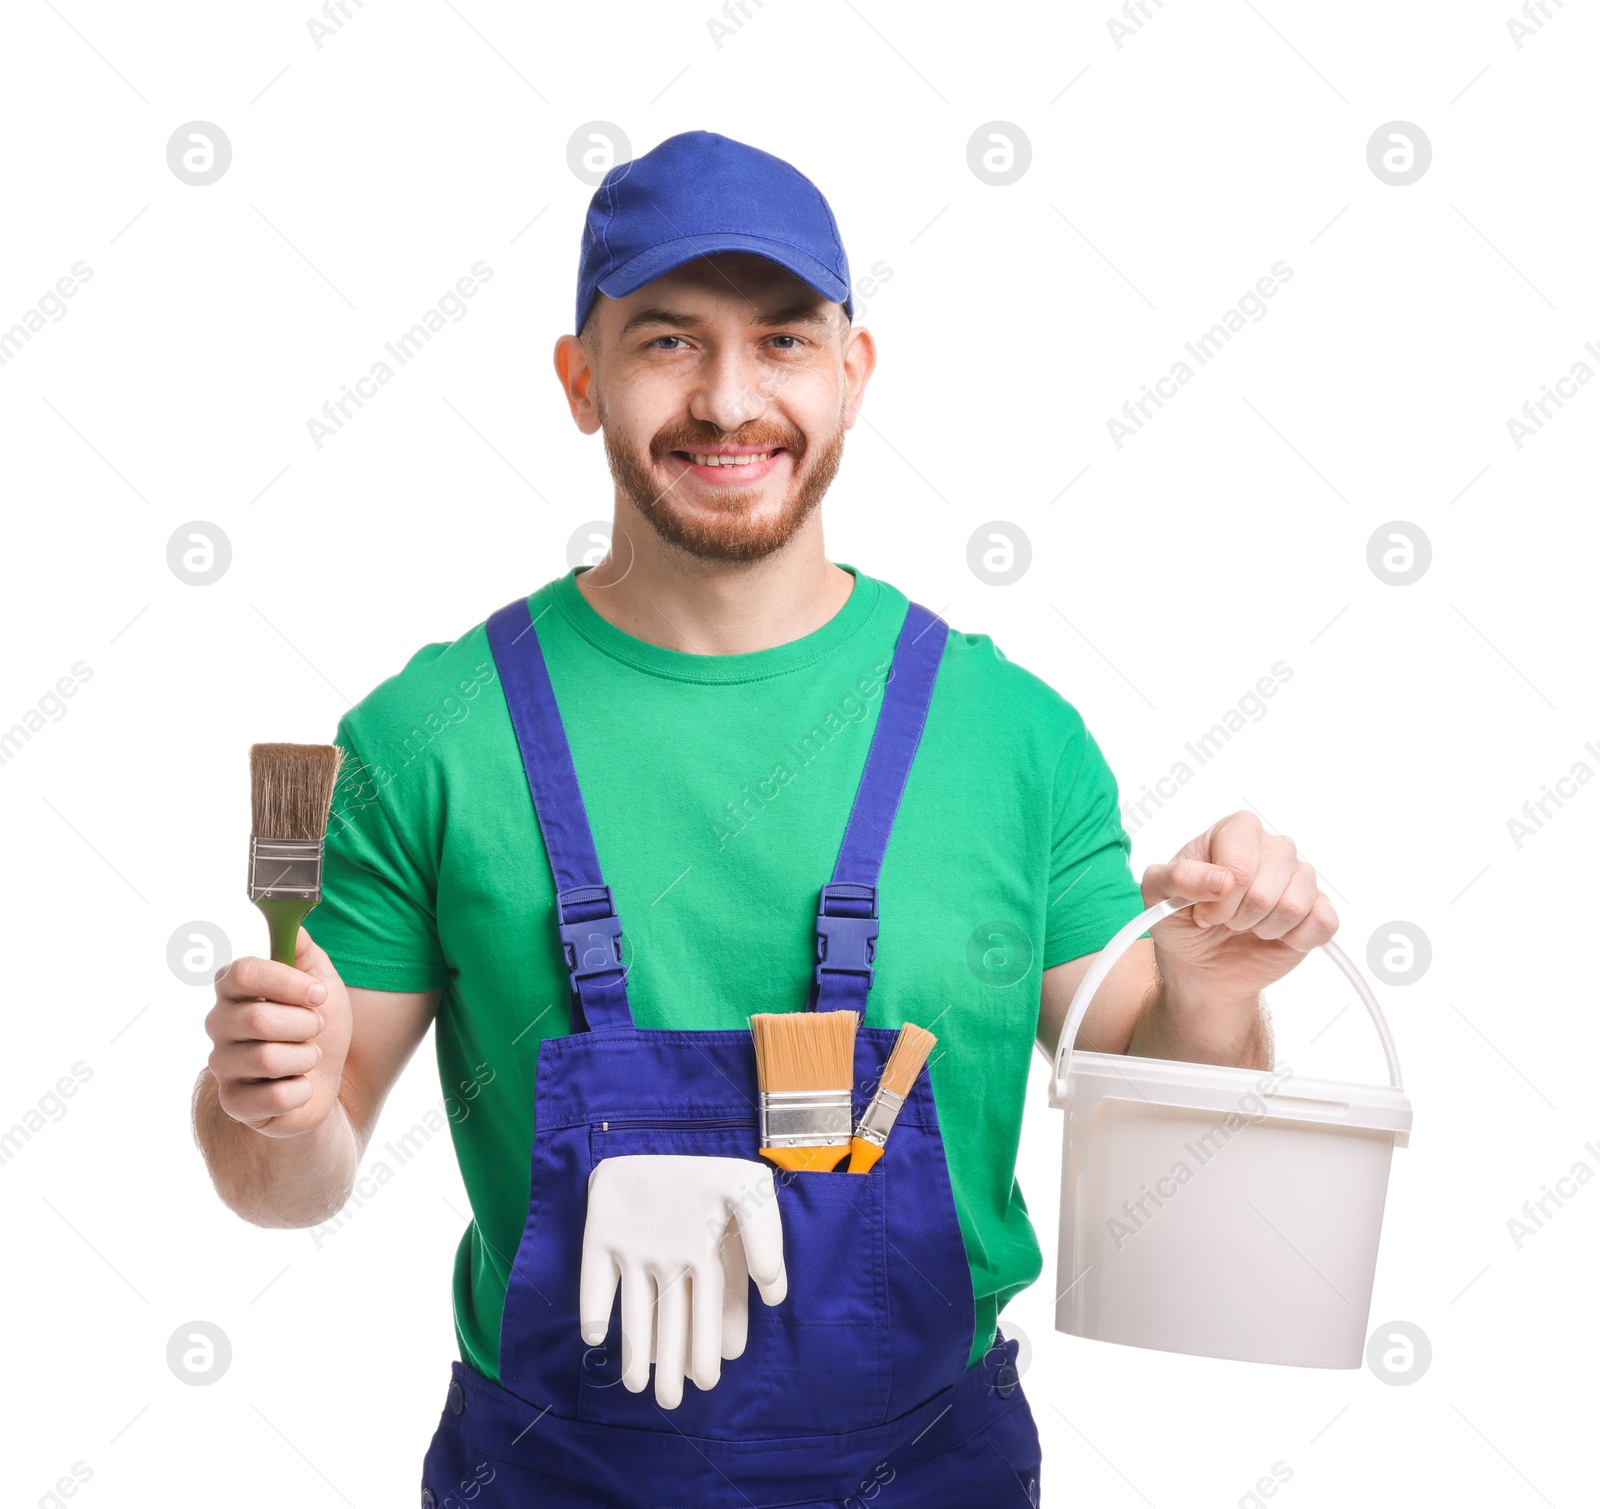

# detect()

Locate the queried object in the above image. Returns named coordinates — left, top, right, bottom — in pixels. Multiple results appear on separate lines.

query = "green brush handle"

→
left=255, top=897, right=318, bottom=967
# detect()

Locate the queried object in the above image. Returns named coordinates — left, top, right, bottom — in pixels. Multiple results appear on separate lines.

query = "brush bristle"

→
left=879, top=1022, right=937, bottom=1099
left=749, top=1009, right=859, bottom=1093
left=249, top=743, right=345, bottom=840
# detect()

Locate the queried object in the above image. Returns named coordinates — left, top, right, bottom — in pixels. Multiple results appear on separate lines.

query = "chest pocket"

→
left=576, top=1119, right=891, bottom=1438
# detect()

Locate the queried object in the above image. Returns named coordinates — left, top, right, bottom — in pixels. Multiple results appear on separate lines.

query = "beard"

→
left=599, top=404, right=846, bottom=564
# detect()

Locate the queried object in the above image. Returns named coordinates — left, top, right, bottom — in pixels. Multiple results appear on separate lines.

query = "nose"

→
left=687, top=344, right=771, bottom=435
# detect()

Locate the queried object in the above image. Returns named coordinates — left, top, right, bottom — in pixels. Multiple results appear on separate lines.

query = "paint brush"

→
left=248, top=742, right=345, bottom=966
left=749, top=1009, right=859, bottom=1172
left=846, top=1022, right=937, bottom=1174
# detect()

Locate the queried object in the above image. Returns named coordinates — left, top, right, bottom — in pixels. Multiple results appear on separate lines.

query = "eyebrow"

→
left=617, top=302, right=834, bottom=337
left=752, top=302, right=833, bottom=329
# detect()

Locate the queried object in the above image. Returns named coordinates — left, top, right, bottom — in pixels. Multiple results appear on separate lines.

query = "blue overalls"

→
left=419, top=593, right=1042, bottom=1508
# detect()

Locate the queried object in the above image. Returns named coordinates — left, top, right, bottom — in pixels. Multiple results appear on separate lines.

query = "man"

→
left=195, top=131, right=1336, bottom=1507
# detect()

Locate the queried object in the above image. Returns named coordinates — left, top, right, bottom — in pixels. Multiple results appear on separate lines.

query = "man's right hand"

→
left=205, top=927, right=352, bottom=1138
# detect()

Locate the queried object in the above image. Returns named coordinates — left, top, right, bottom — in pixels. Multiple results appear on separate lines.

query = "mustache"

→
left=649, top=420, right=807, bottom=462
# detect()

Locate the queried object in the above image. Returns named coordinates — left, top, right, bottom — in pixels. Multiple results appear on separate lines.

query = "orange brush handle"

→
left=760, top=1145, right=850, bottom=1172
left=846, top=1138, right=883, bottom=1174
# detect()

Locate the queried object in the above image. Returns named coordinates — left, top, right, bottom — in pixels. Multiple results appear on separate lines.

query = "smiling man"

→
left=573, top=252, right=848, bottom=562
left=195, top=131, right=1337, bottom=1508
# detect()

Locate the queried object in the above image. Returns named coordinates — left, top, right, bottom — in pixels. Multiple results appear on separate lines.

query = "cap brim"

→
left=596, top=231, right=850, bottom=311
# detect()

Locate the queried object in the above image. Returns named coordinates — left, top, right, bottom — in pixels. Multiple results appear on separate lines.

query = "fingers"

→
left=204, top=980, right=327, bottom=1122
left=578, top=1239, right=620, bottom=1349
left=719, top=1217, right=750, bottom=1360
left=1153, top=814, right=1332, bottom=940
left=1195, top=834, right=1294, bottom=932
left=295, top=925, right=327, bottom=969
left=205, top=939, right=338, bottom=1140
left=207, top=998, right=323, bottom=1048
left=1280, top=892, right=1339, bottom=952
left=1182, top=811, right=1264, bottom=928
left=1141, top=856, right=1237, bottom=913
left=214, top=1072, right=316, bottom=1127
left=1249, top=861, right=1318, bottom=942
left=214, top=953, right=327, bottom=1012
left=295, top=927, right=343, bottom=999
left=209, top=1038, right=322, bottom=1080
left=689, top=1256, right=725, bottom=1390
left=736, top=1168, right=788, bottom=1307
left=652, top=1267, right=689, bottom=1408
left=619, top=1264, right=655, bottom=1395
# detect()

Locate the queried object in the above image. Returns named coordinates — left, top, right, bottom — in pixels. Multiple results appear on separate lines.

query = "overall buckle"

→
left=556, top=883, right=625, bottom=993
left=814, top=881, right=878, bottom=992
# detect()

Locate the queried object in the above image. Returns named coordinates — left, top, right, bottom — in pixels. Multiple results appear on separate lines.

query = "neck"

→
left=574, top=505, right=855, bottom=655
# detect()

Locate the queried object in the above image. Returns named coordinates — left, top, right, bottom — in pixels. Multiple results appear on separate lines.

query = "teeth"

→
left=688, top=451, right=772, bottom=467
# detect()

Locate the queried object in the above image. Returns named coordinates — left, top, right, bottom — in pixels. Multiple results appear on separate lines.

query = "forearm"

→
left=1127, top=972, right=1273, bottom=1071
left=191, top=1067, right=361, bottom=1228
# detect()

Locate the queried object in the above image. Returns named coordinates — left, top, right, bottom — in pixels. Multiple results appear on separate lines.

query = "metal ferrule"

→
left=758, top=1089, right=854, bottom=1147
left=247, top=836, right=325, bottom=901
left=852, top=1087, right=906, bottom=1150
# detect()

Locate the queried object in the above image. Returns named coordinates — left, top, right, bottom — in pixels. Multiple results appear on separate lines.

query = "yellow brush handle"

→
left=760, top=1145, right=850, bottom=1172
left=845, top=1138, right=884, bottom=1175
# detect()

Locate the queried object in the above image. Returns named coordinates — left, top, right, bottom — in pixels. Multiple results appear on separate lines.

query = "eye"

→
left=767, top=334, right=805, bottom=350
left=650, top=335, right=689, bottom=350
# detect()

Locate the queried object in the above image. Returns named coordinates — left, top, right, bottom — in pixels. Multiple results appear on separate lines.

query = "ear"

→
left=839, top=321, right=877, bottom=431
left=554, top=332, right=601, bottom=434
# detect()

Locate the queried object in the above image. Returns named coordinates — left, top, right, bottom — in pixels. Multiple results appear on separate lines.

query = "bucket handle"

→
left=1050, top=897, right=1406, bottom=1102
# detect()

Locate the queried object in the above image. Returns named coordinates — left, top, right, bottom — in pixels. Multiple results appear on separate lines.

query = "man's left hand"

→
left=1139, top=810, right=1339, bottom=1007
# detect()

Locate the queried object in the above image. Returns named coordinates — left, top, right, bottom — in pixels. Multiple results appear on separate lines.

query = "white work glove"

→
left=579, top=1154, right=788, bottom=1408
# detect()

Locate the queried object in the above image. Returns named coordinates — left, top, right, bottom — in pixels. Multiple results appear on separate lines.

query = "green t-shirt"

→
left=311, top=563, right=1146, bottom=1377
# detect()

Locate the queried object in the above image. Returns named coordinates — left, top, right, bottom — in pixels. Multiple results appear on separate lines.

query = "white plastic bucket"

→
left=1048, top=898, right=1413, bottom=1368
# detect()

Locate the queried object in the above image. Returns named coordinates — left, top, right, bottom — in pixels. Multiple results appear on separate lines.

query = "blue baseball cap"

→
left=575, top=130, right=852, bottom=335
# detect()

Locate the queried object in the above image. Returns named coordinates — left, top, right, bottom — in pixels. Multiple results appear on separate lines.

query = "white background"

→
left=2, top=1, right=1596, bottom=1505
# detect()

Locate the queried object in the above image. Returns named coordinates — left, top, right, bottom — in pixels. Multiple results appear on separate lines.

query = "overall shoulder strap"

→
left=810, top=600, right=949, bottom=1015
left=486, top=596, right=633, bottom=1033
